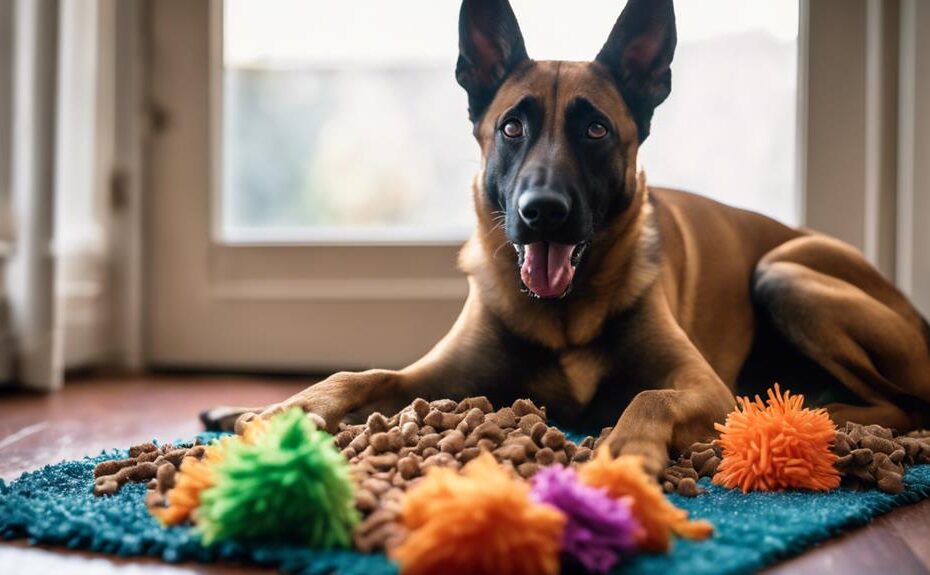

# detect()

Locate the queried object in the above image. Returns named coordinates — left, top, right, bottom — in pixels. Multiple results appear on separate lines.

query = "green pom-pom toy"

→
left=196, top=408, right=359, bottom=547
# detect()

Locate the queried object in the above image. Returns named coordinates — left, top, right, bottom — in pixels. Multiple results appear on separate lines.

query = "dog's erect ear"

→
left=596, top=0, right=676, bottom=142
left=456, top=0, right=529, bottom=123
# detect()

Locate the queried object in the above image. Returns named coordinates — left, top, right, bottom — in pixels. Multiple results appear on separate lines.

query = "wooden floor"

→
left=1, top=375, right=929, bottom=575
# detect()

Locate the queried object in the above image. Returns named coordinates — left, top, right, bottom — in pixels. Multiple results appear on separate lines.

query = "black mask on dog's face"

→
left=455, top=0, right=676, bottom=298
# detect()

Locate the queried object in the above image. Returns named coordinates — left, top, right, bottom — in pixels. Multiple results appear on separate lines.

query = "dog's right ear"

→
left=456, top=0, right=529, bottom=124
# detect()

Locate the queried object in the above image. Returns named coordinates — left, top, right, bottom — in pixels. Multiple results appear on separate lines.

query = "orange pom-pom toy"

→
left=712, top=384, right=840, bottom=492
left=578, top=450, right=713, bottom=552
left=390, top=453, right=566, bottom=575
left=151, top=417, right=269, bottom=525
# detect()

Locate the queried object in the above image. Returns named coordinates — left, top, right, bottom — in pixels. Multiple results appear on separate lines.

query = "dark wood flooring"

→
left=0, top=375, right=928, bottom=574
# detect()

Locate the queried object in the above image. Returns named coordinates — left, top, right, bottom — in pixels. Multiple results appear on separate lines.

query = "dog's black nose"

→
left=518, top=190, right=571, bottom=230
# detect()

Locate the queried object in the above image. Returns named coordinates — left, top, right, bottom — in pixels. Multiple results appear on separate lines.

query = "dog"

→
left=204, top=0, right=930, bottom=475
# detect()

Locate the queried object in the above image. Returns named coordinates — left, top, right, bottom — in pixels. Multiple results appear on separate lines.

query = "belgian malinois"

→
left=205, top=0, right=930, bottom=474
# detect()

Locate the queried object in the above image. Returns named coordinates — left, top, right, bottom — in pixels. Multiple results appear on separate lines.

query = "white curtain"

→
left=0, top=0, right=123, bottom=391
left=5, top=0, right=62, bottom=391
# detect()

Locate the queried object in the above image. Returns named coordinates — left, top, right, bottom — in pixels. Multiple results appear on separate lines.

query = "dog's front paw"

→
left=608, top=436, right=670, bottom=477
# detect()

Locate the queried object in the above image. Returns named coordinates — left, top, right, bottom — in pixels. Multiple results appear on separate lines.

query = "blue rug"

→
left=1, top=439, right=929, bottom=575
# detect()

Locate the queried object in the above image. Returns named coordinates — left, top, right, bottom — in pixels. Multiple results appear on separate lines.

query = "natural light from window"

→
left=221, top=0, right=798, bottom=242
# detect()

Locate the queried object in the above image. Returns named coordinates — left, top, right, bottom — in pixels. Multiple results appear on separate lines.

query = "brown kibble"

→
left=439, top=430, right=465, bottom=454
left=341, top=447, right=357, bottom=460
left=535, top=447, right=556, bottom=466
left=362, top=477, right=393, bottom=496
left=417, top=433, right=441, bottom=451
left=412, top=398, right=430, bottom=419
left=335, top=429, right=357, bottom=450
left=678, top=466, right=699, bottom=481
left=187, top=445, right=207, bottom=459
left=580, top=436, right=595, bottom=449
left=877, top=474, right=904, bottom=494
left=690, top=448, right=716, bottom=472
left=677, top=477, right=699, bottom=497
left=504, top=434, right=538, bottom=456
left=541, top=428, right=565, bottom=450
left=369, top=432, right=391, bottom=454
left=516, top=462, right=539, bottom=479
left=493, top=407, right=517, bottom=429
left=518, top=413, right=544, bottom=435
left=512, top=398, right=544, bottom=418
left=421, top=446, right=439, bottom=458
left=563, top=441, right=577, bottom=459
left=663, top=481, right=675, bottom=493
left=129, top=443, right=158, bottom=458
left=494, top=444, right=528, bottom=465
left=127, top=461, right=159, bottom=482
left=387, top=427, right=405, bottom=451
left=698, top=456, right=721, bottom=478
left=156, top=464, right=176, bottom=492
left=94, top=459, right=130, bottom=479
left=397, top=456, right=421, bottom=480
left=368, top=452, right=399, bottom=470
left=367, top=412, right=389, bottom=434
left=572, top=447, right=593, bottom=463
left=355, top=489, right=378, bottom=513
left=94, top=479, right=119, bottom=496
left=458, top=447, right=481, bottom=463
left=349, top=433, right=370, bottom=453
left=473, top=421, right=506, bottom=444
left=833, top=434, right=851, bottom=456
left=430, top=399, right=457, bottom=412
left=162, top=448, right=189, bottom=467
left=863, top=424, right=894, bottom=440
left=851, top=448, right=873, bottom=466
left=423, top=409, right=465, bottom=431
left=138, top=450, right=160, bottom=463
left=399, top=410, right=420, bottom=427
left=461, top=408, right=486, bottom=434
left=401, top=421, right=419, bottom=445
left=861, top=435, right=896, bottom=455
left=529, top=421, right=549, bottom=445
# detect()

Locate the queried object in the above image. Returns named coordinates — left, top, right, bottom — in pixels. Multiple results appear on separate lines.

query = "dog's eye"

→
left=586, top=122, right=608, bottom=139
left=501, top=119, right=524, bottom=139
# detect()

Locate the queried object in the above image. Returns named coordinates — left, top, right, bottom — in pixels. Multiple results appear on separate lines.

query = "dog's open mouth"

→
left=515, top=242, right=587, bottom=298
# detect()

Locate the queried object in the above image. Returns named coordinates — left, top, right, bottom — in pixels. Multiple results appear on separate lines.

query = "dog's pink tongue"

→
left=520, top=242, right=575, bottom=298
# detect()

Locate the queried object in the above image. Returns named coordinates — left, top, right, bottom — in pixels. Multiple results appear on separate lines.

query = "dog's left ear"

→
left=596, top=0, right=676, bottom=142
left=456, top=0, right=529, bottom=124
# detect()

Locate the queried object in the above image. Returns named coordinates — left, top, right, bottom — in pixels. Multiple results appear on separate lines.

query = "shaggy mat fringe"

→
left=1, top=437, right=929, bottom=575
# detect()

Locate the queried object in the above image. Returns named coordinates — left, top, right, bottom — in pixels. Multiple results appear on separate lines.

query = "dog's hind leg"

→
left=753, top=235, right=930, bottom=431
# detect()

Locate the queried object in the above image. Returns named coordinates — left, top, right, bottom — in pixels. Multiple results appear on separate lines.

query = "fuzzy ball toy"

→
left=578, top=450, right=713, bottom=552
left=195, top=408, right=359, bottom=547
left=152, top=417, right=269, bottom=526
left=713, top=384, right=840, bottom=493
left=530, top=464, right=641, bottom=574
left=390, top=452, right=566, bottom=575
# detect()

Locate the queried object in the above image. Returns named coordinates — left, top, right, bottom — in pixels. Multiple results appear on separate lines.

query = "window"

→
left=220, top=0, right=799, bottom=243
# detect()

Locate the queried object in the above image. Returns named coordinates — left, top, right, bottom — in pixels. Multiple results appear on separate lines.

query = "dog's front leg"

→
left=216, top=290, right=511, bottom=433
left=605, top=298, right=735, bottom=475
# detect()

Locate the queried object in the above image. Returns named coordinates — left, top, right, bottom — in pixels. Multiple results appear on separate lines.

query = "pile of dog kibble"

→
left=336, top=397, right=598, bottom=551
left=93, top=396, right=930, bottom=553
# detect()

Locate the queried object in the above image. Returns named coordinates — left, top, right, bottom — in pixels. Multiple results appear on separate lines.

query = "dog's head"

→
left=457, top=0, right=675, bottom=298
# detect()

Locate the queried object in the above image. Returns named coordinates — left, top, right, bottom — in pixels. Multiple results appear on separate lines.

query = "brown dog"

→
left=204, top=0, right=930, bottom=474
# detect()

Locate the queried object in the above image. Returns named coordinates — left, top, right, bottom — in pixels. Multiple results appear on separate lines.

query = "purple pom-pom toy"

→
left=531, top=464, right=642, bottom=573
